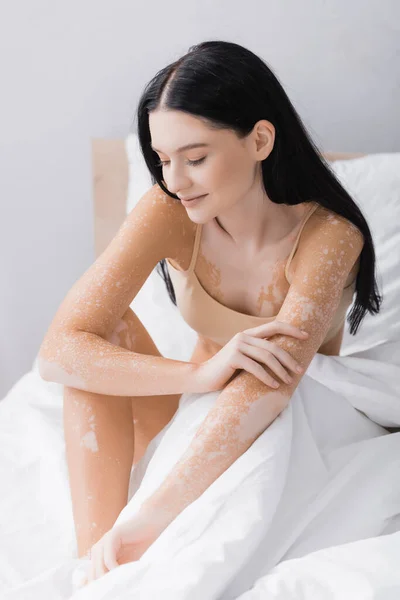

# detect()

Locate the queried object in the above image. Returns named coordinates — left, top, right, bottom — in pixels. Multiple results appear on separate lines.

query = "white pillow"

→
left=125, top=133, right=153, bottom=215
left=125, top=133, right=400, bottom=359
left=330, top=153, right=400, bottom=356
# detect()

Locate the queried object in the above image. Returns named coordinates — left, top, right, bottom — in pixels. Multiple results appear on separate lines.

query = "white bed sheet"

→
left=1, top=153, right=400, bottom=599
left=1, top=344, right=400, bottom=599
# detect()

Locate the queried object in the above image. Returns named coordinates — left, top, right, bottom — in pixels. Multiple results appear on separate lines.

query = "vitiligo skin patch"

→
left=143, top=208, right=365, bottom=525
left=167, top=201, right=358, bottom=355
left=38, top=186, right=199, bottom=397
left=38, top=182, right=364, bottom=531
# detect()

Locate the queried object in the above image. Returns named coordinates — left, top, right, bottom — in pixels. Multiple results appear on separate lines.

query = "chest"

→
left=193, top=222, right=301, bottom=318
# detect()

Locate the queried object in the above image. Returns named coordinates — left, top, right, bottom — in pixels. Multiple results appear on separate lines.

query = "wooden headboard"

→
left=91, top=139, right=366, bottom=258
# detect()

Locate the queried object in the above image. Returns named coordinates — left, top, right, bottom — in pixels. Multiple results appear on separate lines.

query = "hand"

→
left=192, top=320, right=309, bottom=393
left=85, top=509, right=165, bottom=585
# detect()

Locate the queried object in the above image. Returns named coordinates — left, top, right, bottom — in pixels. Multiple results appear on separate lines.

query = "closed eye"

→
left=156, top=157, right=206, bottom=168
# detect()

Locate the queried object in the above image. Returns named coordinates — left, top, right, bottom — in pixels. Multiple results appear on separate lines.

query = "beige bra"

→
left=166, top=202, right=357, bottom=347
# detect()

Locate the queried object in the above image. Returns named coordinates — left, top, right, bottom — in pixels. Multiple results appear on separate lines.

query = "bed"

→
left=1, top=140, right=400, bottom=599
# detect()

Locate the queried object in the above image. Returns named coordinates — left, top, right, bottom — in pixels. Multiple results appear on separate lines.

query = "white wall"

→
left=1, top=0, right=399, bottom=398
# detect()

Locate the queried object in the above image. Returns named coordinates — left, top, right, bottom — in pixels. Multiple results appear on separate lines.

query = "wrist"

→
left=140, top=489, right=183, bottom=531
left=187, top=361, right=206, bottom=394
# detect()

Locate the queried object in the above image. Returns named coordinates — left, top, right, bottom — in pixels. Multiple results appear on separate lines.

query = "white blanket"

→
left=2, top=153, right=400, bottom=598
left=1, top=341, right=400, bottom=599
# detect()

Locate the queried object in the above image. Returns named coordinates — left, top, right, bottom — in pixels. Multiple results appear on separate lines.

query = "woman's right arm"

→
left=38, top=184, right=199, bottom=397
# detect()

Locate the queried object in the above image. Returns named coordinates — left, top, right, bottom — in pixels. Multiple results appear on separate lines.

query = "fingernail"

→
left=272, top=381, right=280, bottom=388
left=301, top=331, right=309, bottom=336
left=296, top=366, right=303, bottom=373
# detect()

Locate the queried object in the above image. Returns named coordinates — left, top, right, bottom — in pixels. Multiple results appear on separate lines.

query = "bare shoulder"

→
left=40, top=184, right=196, bottom=341
left=292, top=203, right=364, bottom=285
left=125, top=183, right=196, bottom=262
left=300, top=203, right=364, bottom=251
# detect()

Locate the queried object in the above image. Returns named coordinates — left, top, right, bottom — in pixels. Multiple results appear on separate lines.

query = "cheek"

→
left=213, top=155, right=249, bottom=191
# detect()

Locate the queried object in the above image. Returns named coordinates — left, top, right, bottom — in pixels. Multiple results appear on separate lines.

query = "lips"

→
left=181, top=194, right=205, bottom=202
left=180, top=194, right=208, bottom=206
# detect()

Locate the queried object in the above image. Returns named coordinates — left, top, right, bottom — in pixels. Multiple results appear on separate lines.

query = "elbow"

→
left=37, top=354, right=53, bottom=381
left=37, top=334, right=60, bottom=382
left=37, top=329, right=70, bottom=382
left=37, top=354, right=74, bottom=387
left=37, top=344, right=87, bottom=391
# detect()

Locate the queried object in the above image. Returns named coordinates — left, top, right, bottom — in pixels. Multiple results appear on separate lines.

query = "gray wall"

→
left=1, top=0, right=399, bottom=398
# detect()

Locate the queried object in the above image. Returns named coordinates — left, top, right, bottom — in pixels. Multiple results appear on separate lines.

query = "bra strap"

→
left=284, top=202, right=319, bottom=282
left=188, top=224, right=203, bottom=272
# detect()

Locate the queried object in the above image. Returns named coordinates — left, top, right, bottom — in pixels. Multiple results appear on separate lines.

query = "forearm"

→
left=142, top=371, right=293, bottom=527
left=38, top=330, right=199, bottom=397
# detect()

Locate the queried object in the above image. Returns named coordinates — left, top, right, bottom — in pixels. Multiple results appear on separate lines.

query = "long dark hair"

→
left=133, top=40, right=382, bottom=335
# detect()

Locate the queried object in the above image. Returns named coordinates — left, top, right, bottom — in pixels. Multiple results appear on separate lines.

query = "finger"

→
left=88, top=552, right=95, bottom=584
left=261, top=340, right=304, bottom=375
left=245, top=337, right=303, bottom=376
left=245, top=321, right=308, bottom=339
left=99, top=548, right=110, bottom=580
left=93, top=545, right=107, bottom=581
left=238, top=354, right=281, bottom=388
left=274, top=321, right=309, bottom=339
left=240, top=342, right=292, bottom=384
left=104, top=534, right=120, bottom=571
left=239, top=332, right=303, bottom=375
left=92, top=547, right=100, bottom=581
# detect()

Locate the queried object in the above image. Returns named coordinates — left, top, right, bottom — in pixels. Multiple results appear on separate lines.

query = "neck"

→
left=214, top=201, right=311, bottom=255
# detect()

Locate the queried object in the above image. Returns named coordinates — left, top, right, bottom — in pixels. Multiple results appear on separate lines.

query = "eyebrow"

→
left=151, top=143, right=210, bottom=153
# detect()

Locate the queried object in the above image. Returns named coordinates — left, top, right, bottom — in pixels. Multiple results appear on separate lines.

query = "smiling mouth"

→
left=181, top=194, right=208, bottom=205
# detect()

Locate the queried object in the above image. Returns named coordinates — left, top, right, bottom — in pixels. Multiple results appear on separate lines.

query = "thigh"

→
left=108, top=307, right=182, bottom=464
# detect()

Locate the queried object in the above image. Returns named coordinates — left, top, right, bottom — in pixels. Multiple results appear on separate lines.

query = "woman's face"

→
left=148, top=109, right=272, bottom=223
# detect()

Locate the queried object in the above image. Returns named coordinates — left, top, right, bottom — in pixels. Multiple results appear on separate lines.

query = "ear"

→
left=252, top=119, right=275, bottom=161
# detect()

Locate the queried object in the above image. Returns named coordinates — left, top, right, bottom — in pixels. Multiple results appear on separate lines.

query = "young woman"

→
left=38, top=40, right=382, bottom=578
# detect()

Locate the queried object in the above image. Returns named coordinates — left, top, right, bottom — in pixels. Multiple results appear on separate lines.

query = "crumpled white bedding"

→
left=1, top=341, right=400, bottom=599
left=2, top=153, right=400, bottom=598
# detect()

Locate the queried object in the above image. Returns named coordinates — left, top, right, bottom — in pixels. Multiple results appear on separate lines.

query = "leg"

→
left=63, top=307, right=181, bottom=558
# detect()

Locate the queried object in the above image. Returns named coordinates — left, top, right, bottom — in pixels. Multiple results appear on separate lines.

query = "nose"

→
left=162, top=164, right=192, bottom=196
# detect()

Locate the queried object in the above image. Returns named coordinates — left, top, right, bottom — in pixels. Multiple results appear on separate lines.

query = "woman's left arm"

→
left=141, top=214, right=364, bottom=529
